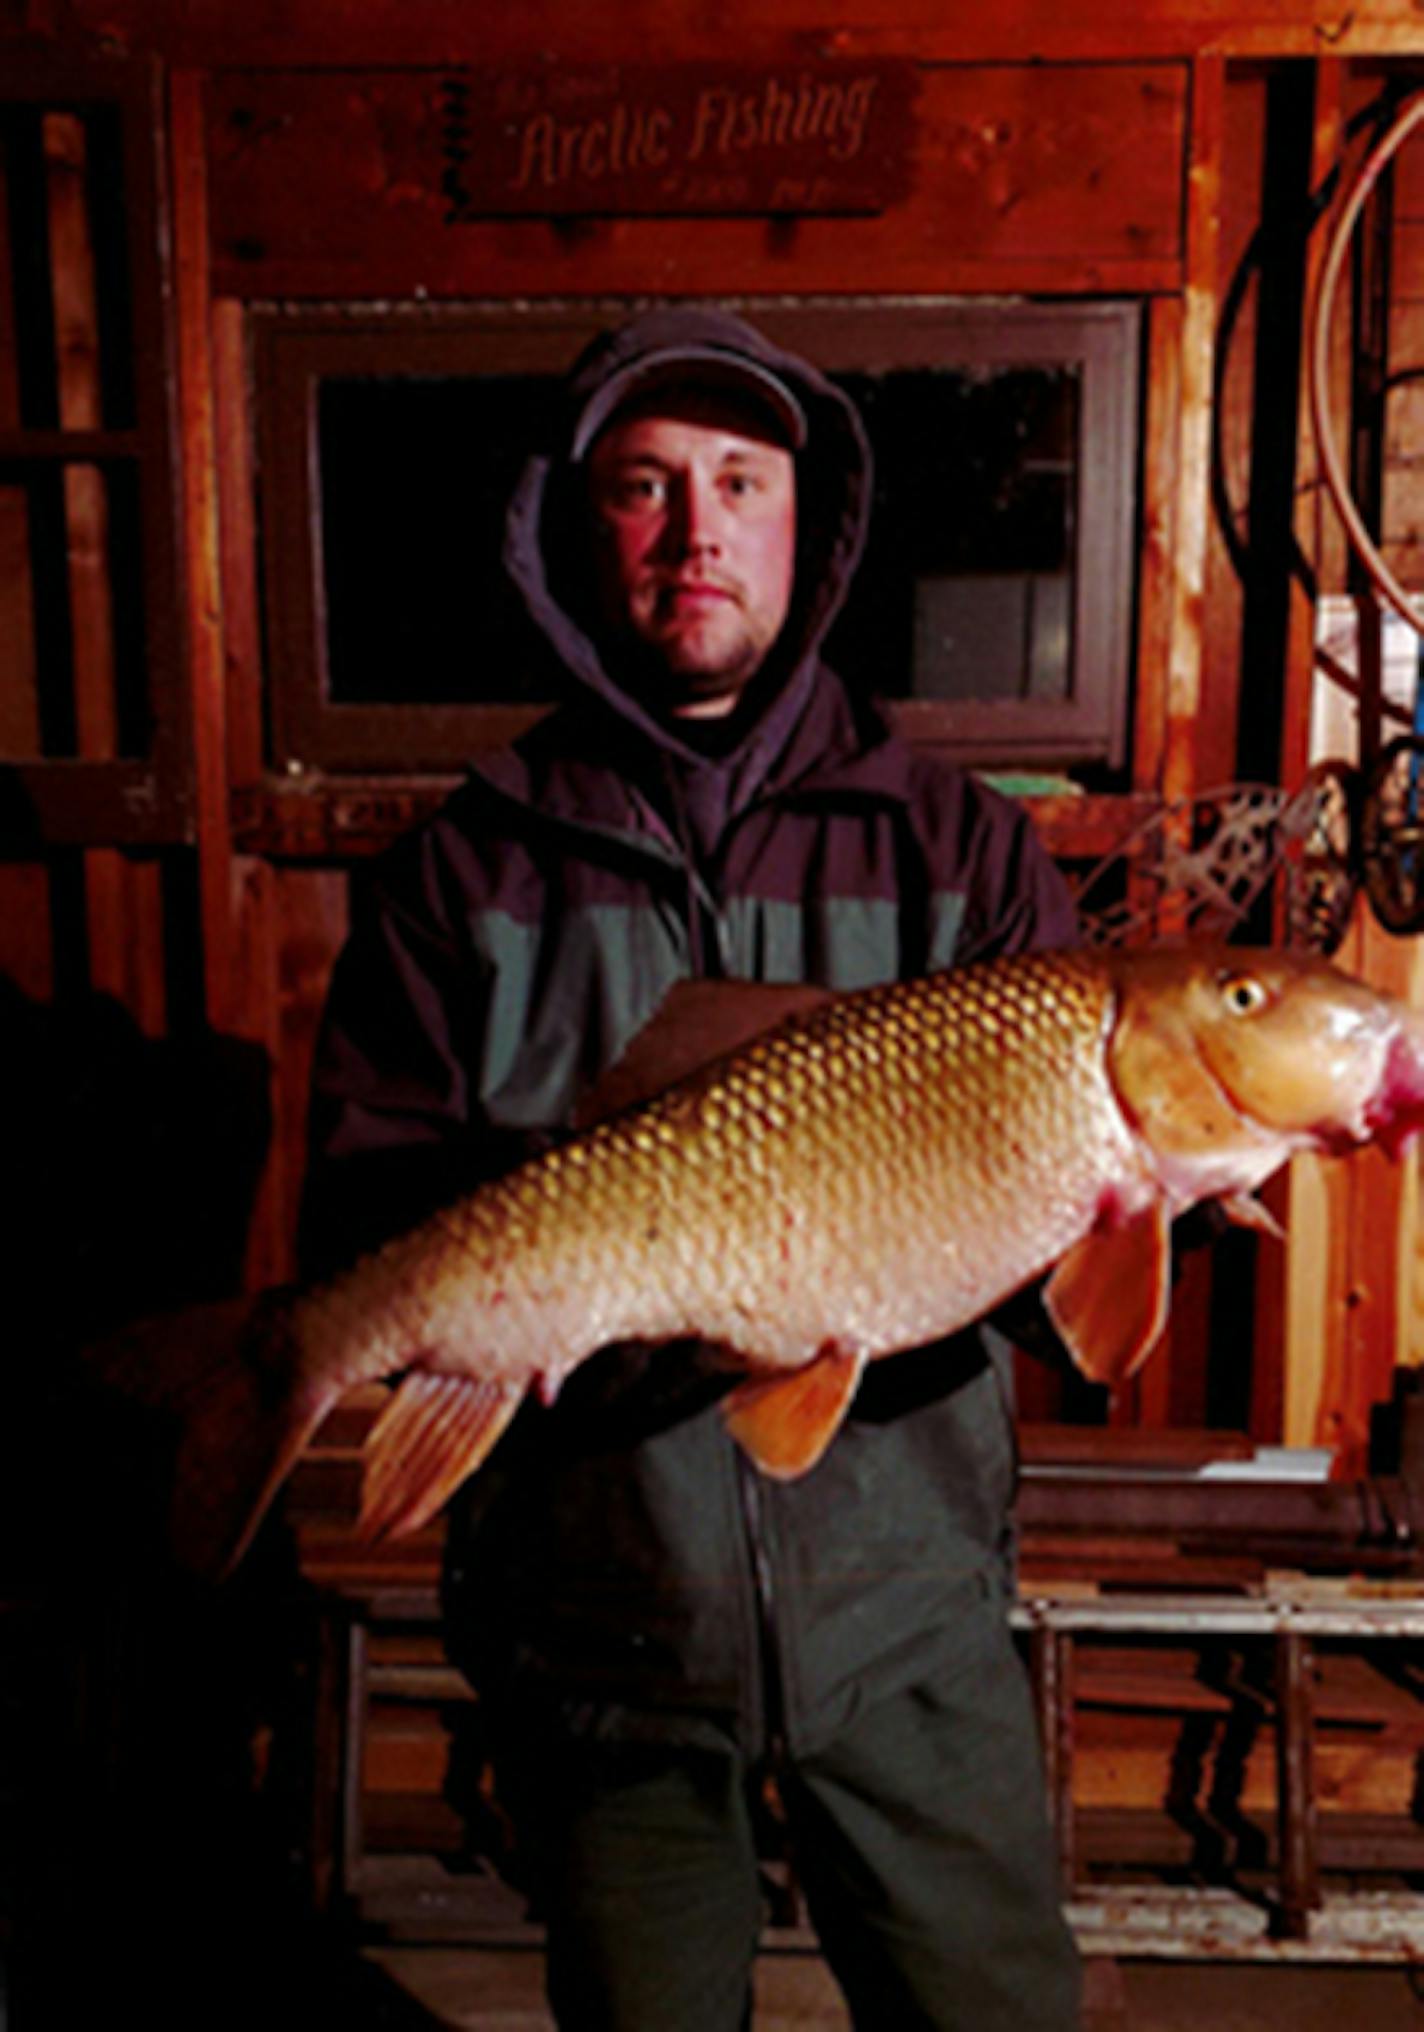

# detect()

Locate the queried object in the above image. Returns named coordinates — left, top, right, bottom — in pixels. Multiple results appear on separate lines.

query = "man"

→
left=302, top=307, right=1082, bottom=2029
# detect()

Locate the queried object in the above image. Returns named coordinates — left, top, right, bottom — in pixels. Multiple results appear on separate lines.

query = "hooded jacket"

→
left=301, top=308, right=1080, bottom=1761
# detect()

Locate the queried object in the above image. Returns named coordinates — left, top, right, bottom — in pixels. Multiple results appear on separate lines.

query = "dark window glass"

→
left=826, top=365, right=1079, bottom=709
left=317, top=363, right=1082, bottom=716
left=319, top=377, right=567, bottom=707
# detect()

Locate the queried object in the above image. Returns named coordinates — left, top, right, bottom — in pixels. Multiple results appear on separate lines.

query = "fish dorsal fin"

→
left=574, top=979, right=834, bottom=1128
left=359, top=1373, right=523, bottom=1541
left=1043, top=1202, right=1171, bottom=1388
left=722, top=1345, right=866, bottom=1480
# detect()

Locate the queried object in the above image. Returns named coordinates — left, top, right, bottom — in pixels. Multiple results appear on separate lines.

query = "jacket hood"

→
left=502, top=307, right=873, bottom=780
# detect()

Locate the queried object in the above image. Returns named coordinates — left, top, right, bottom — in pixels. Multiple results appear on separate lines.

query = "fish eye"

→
left=1220, top=973, right=1269, bottom=1016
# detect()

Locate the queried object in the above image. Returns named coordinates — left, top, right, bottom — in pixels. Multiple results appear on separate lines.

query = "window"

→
left=256, top=298, right=1138, bottom=776
left=0, top=57, right=188, bottom=844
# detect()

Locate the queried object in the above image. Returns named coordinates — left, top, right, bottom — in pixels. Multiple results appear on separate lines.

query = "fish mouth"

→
left=1362, top=1017, right=1424, bottom=1159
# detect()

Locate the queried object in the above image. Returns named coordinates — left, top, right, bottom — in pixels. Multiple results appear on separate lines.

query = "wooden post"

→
left=1161, top=51, right=1225, bottom=823
left=1272, top=1627, right=1318, bottom=1940
left=168, top=68, right=236, bottom=1033
left=1030, top=1619, right=1077, bottom=1898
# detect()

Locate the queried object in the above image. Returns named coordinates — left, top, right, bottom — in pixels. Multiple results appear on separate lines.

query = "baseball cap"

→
left=570, top=347, right=808, bottom=461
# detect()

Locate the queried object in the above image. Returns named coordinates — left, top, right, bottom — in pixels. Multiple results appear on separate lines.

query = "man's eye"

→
left=605, top=473, right=666, bottom=512
left=723, top=472, right=762, bottom=499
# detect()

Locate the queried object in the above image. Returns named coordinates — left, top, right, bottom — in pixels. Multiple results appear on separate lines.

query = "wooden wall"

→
left=3, top=3, right=1424, bottom=1473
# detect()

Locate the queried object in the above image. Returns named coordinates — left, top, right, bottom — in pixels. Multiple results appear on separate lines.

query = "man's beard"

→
left=611, top=623, right=784, bottom=724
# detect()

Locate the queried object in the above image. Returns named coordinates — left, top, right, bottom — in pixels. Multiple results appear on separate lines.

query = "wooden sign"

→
left=441, top=63, right=917, bottom=218
left=206, top=63, right=1186, bottom=297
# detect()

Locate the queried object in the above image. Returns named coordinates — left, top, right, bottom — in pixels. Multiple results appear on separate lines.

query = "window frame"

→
left=254, top=296, right=1140, bottom=776
left=0, top=55, right=191, bottom=846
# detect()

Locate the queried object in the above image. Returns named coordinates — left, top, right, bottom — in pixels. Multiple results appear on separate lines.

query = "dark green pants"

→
left=518, top=1595, right=1081, bottom=2031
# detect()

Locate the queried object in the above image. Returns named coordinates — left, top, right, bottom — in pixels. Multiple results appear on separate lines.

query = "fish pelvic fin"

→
left=1218, top=1191, right=1287, bottom=1242
left=358, top=1373, right=524, bottom=1542
left=1043, top=1202, right=1172, bottom=1389
left=722, top=1345, right=866, bottom=1480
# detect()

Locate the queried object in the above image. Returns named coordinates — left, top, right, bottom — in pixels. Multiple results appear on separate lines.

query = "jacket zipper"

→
left=668, top=772, right=788, bottom=1765
left=737, top=1451, right=789, bottom=1770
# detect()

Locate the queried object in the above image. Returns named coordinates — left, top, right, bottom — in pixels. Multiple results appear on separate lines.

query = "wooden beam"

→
left=53, top=0, right=1424, bottom=68
left=1133, top=297, right=1181, bottom=797
left=0, top=134, right=42, bottom=757
left=44, top=109, right=118, bottom=762
left=0, top=862, right=54, bottom=1000
left=168, top=67, right=236, bottom=1032
left=211, top=296, right=264, bottom=789
left=1162, top=51, right=1225, bottom=820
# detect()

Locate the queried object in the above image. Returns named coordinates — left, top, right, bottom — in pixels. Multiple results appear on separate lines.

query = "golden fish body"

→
left=304, top=953, right=1135, bottom=1400
left=142, top=943, right=1424, bottom=1574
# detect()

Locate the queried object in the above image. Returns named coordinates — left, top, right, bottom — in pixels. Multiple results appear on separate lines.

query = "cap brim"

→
left=571, top=348, right=808, bottom=460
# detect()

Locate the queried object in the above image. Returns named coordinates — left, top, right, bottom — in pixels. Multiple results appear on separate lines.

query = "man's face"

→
left=586, top=391, right=798, bottom=718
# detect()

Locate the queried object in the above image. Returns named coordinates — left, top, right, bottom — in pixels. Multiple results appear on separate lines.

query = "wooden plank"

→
left=44, top=111, right=120, bottom=763
left=1385, top=217, right=1424, bottom=301
left=58, top=0, right=1424, bottom=68
left=1274, top=1631, right=1320, bottom=1938
left=443, top=61, right=917, bottom=219
left=0, top=133, right=20, bottom=425
left=227, top=853, right=288, bottom=1289
left=1335, top=915, right=1419, bottom=1463
left=1111, top=48, right=1226, bottom=1433
left=1290, top=55, right=1347, bottom=760
left=205, top=62, right=1188, bottom=298
left=168, top=68, right=238, bottom=1031
left=1254, top=62, right=1352, bottom=1452
left=0, top=483, right=41, bottom=755
left=1162, top=53, right=1226, bottom=819
left=211, top=296, right=265, bottom=787
left=1306, top=69, right=1372, bottom=612
left=231, top=773, right=1158, bottom=865
left=1283, top=1141, right=1348, bottom=1454
left=0, top=756, right=180, bottom=843
left=0, top=862, right=53, bottom=999
left=1386, top=119, right=1424, bottom=220
left=81, top=846, right=167, bottom=1032
left=0, top=142, right=42, bottom=758
left=1068, top=1720, right=1421, bottom=1818
left=269, top=867, right=350, bottom=1282
left=41, top=104, right=171, bottom=1036
left=1198, top=68, right=1267, bottom=795
left=1287, top=909, right=1413, bottom=1465
left=1397, top=936, right=1424, bottom=1372
left=1132, top=297, right=1181, bottom=796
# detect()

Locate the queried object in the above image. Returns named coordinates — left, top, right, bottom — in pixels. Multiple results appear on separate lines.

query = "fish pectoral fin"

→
left=722, top=1345, right=866, bottom=1480
left=359, top=1373, right=523, bottom=1542
left=1043, top=1203, right=1171, bottom=1389
left=1218, top=1191, right=1287, bottom=1242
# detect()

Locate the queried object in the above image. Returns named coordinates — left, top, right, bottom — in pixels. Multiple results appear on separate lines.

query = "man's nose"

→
left=668, top=473, right=725, bottom=557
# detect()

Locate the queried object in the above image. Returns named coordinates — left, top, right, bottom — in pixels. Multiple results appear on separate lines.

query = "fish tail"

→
left=88, top=1292, right=339, bottom=1581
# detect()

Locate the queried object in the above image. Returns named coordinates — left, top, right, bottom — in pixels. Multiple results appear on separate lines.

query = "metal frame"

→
left=308, top=1576, right=1424, bottom=1963
left=1017, top=1591, right=1424, bottom=1962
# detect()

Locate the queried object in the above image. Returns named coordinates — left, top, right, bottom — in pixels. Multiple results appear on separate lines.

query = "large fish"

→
left=102, top=944, right=1424, bottom=1577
